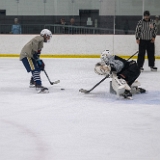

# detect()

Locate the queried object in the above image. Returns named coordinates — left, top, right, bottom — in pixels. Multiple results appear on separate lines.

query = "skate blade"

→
left=29, top=85, right=36, bottom=88
left=37, top=88, right=49, bottom=94
left=121, top=94, right=133, bottom=100
left=151, top=69, right=157, bottom=72
left=125, top=96, right=133, bottom=100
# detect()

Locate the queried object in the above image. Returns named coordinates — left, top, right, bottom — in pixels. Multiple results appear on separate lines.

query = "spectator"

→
left=60, top=18, right=67, bottom=25
left=56, top=18, right=67, bottom=34
left=154, top=15, right=160, bottom=35
left=70, top=18, right=76, bottom=25
left=11, top=18, right=22, bottom=34
left=68, top=18, right=76, bottom=34
left=135, top=10, right=157, bottom=71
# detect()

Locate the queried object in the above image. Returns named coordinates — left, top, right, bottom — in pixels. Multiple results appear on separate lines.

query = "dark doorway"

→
left=0, top=10, right=6, bottom=15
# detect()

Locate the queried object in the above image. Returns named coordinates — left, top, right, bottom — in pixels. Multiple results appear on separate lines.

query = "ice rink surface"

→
left=0, top=58, right=160, bottom=160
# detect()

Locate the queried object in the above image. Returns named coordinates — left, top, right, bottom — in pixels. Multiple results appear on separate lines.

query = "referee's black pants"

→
left=137, top=39, right=155, bottom=68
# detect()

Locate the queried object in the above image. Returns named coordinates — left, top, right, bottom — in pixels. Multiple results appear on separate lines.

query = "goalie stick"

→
left=79, top=51, right=138, bottom=94
left=127, top=51, right=138, bottom=61
left=79, top=74, right=110, bottom=94
left=44, top=69, right=60, bottom=85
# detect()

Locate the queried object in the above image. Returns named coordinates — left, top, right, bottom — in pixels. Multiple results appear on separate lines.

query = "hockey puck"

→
left=61, top=88, right=65, bottom=90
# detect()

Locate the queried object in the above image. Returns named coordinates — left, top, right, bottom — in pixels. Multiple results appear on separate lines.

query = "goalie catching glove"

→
left=94, top=62, right=111, bottom=75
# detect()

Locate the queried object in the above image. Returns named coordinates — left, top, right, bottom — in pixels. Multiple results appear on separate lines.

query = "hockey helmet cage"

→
left=100, top=50, right=111, bottom=64
left=101, top=50, right=110, bottom=56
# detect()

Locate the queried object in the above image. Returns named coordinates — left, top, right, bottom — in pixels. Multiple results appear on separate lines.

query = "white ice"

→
left=0, top=58, right=160, bottom=160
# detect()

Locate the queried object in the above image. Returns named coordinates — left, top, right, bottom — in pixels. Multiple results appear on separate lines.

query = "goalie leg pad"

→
left=111, top=76, right=131, bottom=96
left=131, top=80, right=141, bottom=88
left=112, top=77, right=125, bottom=95
left=130, top=80, right=141, bottom=94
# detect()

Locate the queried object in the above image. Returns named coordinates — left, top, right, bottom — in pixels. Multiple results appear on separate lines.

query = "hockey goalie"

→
left=94, top=50, right=146, bottom=99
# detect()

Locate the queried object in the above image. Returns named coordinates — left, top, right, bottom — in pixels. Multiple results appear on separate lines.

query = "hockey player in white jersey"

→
left=94, top=50, right=146, bottom=99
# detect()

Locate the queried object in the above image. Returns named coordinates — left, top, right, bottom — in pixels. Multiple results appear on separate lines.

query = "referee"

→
left=135, top=10, right=157, bottom=71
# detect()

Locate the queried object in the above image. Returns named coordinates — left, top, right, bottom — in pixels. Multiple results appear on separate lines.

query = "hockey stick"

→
left=127, top=51, right=138, bottom=61
left=79, top=74, right=110, bottom=94
left=44, top=69, right=60, bottom=85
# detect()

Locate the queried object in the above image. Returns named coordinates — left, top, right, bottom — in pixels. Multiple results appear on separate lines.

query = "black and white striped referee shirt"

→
left=135, top=19, right=157, bottom=40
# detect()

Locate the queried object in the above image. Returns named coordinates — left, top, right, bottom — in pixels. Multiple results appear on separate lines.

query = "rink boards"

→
left=0, top=34, right=160, bottom=59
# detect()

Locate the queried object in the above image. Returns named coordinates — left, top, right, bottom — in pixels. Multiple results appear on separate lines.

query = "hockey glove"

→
left=37, top=59, right=45, bottom=71
left=33, top=50, right=41, bottom=60
left=94, top=62, right=111, bottom=75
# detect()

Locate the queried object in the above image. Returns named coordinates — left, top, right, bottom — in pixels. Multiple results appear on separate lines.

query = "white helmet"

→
left=40, top=29, right=52, bottom=42
left=100, top=50, right=111, bottom=65
left=101, top=49, right=110, bottom=56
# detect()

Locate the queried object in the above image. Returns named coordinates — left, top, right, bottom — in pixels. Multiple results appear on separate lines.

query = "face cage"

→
left=44, top=35, right=52, bottom=43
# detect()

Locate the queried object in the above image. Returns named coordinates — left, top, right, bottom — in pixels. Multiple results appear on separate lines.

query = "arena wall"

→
left=0, top=0, right=160, bottom=16
left=0, top=35, right=159, bottom=59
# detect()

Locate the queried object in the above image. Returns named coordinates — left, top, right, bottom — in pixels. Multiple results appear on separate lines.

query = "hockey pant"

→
left=137, top=39, right=155, bottom=68
left=118, top=61, right=140, bottom=86
left=22, top=57, right=41, bottom=85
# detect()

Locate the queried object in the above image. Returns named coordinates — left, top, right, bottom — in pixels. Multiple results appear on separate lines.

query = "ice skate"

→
left=36, top=85, right=49, bottom=93
left=29, top=77, right=36, bottom=88
left=150, top=66, right=157, bottom=72
left=122, top=90, right=133, bottom=99
left=135, top=87, right=146, bottom=94
left=140, top=67, right=144, bottom=72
